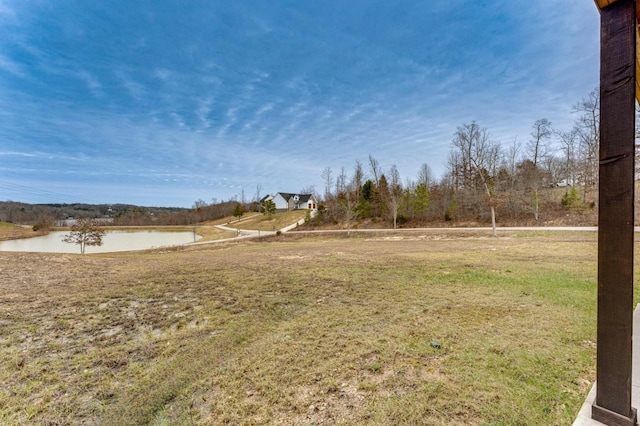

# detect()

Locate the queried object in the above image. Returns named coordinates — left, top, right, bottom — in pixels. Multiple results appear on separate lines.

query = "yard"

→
left=0, top=231, right=605, bottom=424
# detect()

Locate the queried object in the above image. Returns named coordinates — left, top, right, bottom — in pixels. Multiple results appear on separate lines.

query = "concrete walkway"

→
left=186, top=224, right=275, bottom=246
left=188, top=210, right=317, bottom=246
left=573, top=304, right=640, bottom=425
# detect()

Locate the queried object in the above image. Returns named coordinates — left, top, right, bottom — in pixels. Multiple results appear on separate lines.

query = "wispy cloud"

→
left=116, top=69, right=146, bottom=100
left=0, top=1, right=15, bottom=20
left=75, top=69, right=102, bottom=97
left=0, top=1, right=603, bottom=206
left=195, top=96, right=214, bottom=129
left=153, top=68, right=172, bottom=81
left=0, top=54, right=25, bottom=77
left=0, top=151, right=36, bottom=158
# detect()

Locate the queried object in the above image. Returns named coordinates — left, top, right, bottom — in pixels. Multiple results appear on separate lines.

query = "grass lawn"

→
left=0, top=231, right=611, bottom=424
left=224, top=210, right=308, bottom=232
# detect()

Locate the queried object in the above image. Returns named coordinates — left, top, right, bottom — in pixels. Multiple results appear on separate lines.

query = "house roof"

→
left=275, top=192, right=315, bottom=203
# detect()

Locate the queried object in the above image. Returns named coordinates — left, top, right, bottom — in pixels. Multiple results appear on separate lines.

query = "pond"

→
left=0, top=230, right=202, bottom=254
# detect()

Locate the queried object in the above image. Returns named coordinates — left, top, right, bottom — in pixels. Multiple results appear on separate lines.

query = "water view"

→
left=0, top=230, right=201, bottom=254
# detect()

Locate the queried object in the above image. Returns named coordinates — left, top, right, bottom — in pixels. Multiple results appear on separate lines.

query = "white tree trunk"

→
left=490, top=206, right=497, bottom=237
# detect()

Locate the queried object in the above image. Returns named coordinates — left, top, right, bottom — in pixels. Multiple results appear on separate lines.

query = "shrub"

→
left=561, top=188, right=582, bottom=210
left=233, top=203, right=245, bottom=219
left=32, top=222, right=52, bottom=232
left=444, top=200, right=457, bottom=221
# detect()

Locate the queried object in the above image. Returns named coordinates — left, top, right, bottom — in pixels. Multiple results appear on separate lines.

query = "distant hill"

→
left=0, top=200, right=246, bottom=227
left=0, top=201, right=187, bottom=225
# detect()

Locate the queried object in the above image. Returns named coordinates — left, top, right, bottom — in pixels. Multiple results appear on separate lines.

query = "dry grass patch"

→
left=193, top=226, right=237, bottom=241
left=0, top=222, right=47, bottom=241
left=0, top=232, right=606, bottom=424
left=229, top=210, right=307, bottom=231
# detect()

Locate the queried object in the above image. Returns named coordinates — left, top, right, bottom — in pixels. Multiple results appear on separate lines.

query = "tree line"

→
left=311, top=88, right=613, bottom=230
left=0, top=201, right=238, bottom=228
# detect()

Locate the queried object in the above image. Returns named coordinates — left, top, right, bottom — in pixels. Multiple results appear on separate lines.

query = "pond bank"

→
left=0, top=230, right=202, bottom=254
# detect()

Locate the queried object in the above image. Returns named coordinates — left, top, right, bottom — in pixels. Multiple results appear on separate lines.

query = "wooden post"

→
left=592, top=0, right=637, bottom=424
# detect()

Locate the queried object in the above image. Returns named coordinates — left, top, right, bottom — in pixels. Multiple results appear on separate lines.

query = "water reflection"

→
left=0, top=230, right=202, bottom=254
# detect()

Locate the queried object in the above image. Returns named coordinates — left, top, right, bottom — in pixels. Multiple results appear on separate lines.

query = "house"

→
left=270, top=193, right=318, bottom=211
left=259, top=194, right=274, bottom=204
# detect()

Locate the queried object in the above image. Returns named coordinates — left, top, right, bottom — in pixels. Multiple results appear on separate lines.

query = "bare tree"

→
left=62, top=218, right=106, bottom=254
left=447, top=150, right=463, bottom=191
left=193, top=199, right=207, bottom=209
left=556, top=129, right=579, bottom=186
left=368, top=154, right=382, bottom=186
left=449, top=122, right=501, bottom=236
left=388, top=165, right=403, bottom=229
left=254, top=184, right=263, bottom=208
left=300, top=185, right=317, bottom=198
left=527, top=119, right=552, bottom=167
left=504, top=137, right=522, bottom=178
left=450, top=121, right=499, bottom=190
left=524, top=119, right=553, bottom=221
left=502, top=138, right=522, bottom=191
left=376, top=175, right=390, bottom=219
left=417, top=163, right=434, bottom=189
left=192, top=199, right=208, bottom=223
left=501, top=137, right=522, bottom=215
left=572, top=88, right=600, bottom=203
left=337, top=182, right=359, bottom=236
left=336, top=166, right=348, bottom=195
left=321, top=166, right=333, bottom=201
left=352, top=160, right=364, bottom=200
left=541, top=155, right=565, bottom=187
left=34, top=211, right=55, bottom=232
left=481, top=142, right=502, bottom=236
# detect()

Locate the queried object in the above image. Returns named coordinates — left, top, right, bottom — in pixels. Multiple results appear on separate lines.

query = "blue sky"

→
left=0, top=1, right=600, bottom=207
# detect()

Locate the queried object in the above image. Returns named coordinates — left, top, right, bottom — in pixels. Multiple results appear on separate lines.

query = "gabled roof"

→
left=275, top=192, right=315, bottom=203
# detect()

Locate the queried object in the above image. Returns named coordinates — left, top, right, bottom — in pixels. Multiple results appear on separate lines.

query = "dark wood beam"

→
left=592, top=0, right=638, bottom=425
